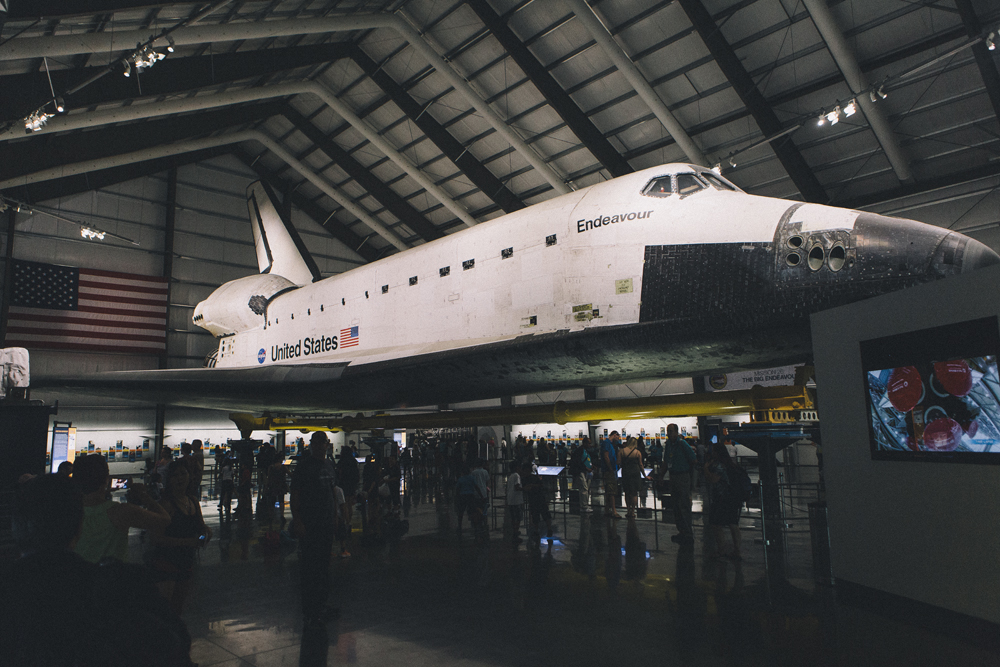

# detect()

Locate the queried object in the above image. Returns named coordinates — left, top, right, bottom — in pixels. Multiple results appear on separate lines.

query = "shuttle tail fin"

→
left=247, top=180, right=321, bottom=285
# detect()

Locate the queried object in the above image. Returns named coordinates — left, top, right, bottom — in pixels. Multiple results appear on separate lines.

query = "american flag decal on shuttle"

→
left=341, top=326, right=359, bottom=348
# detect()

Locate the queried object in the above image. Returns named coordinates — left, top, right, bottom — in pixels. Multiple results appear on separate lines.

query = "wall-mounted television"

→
left=861, top=316, right=1000, bottom=463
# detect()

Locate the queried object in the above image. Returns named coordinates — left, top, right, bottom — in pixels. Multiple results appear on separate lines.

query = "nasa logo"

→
left=257, top=348, right=266, bottom=364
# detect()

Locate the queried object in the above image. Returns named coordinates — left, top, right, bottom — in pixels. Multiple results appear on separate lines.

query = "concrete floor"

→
left=126, top=485, right=998, bottom=667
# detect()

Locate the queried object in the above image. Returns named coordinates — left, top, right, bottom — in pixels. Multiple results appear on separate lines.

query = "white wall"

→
left=812, top=264, right=1000, bottom=624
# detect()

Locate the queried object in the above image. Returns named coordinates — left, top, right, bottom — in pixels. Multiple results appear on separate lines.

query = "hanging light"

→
left=825, top=107, right=841, bottom=125
left=817, top=113, right=826, bottom=126
left=728, top=156, right=737, bottom=168
left=54, top=96, right=65, bottom=113
left=81, top=228, right=106, bottom=241
left=24, top=110, right=53, bottom=133
left=987, top=32, right=996, bottom=51
left=166, top=36, right=176, bottom=53
left=877, top=85, right=887, bottom=100
left=843, top=99, right=857, bottom=117
left=122, top=60, right=131, bottom=77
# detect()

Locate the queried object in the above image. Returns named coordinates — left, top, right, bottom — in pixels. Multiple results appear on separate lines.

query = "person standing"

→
left=505, top=461, right=524, bottom=546
left=664, top=424, right=696, bottom=544
left=521, top=463, right=554, bottom=539
left=336, top=448, right=360, bottom=527
left=181, top=441, right=204, bottom=503
left=601, top=431, right=622, bottom=519
left=149, top=460, right=212, bottom=614
left=290, top=432, right=339, bottom=630
left=704, top=441, right=743, bottom=560
left=570, top=438, right=594, bottom=513
left=620, top=437, right=649, bottom=518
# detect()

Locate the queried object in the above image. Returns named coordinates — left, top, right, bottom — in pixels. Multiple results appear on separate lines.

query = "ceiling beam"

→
left=279, top=104, right=443, bottom=243
left=348, top=45, right=527, bottom=214
left=0, top=101, right=286, bottom=182
left=676, top=0, right=828, bottom=203
left=232, top=147, right=382, bottom=264
left=466, top=0, right=633, bottom=178
left=954, top=0, right=1000, bottom=128
left=2, top=1, right=178, bottom=19
left=0, top=146, right=233, bottom=205
left=1, top=42, right=355, bottom=125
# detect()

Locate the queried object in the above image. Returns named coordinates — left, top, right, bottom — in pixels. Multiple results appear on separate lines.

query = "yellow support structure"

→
left=230, top=384, right=815, bottom=438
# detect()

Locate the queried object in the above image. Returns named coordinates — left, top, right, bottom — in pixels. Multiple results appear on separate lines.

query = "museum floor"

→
left=126, top=488, right=998, bottom=667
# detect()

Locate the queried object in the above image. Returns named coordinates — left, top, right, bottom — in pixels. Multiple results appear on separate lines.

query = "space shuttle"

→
left=36, top=163, right=1000, bottom=413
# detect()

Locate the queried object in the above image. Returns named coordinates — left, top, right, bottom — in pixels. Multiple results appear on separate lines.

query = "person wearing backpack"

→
left=703, top=440, right=746, bottom=560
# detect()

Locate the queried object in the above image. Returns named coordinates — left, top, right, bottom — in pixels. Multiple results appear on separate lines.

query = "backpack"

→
left=731, top=465, right=753, bottom=502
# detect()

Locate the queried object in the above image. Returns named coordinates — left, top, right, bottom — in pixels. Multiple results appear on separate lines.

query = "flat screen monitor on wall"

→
left=861, top=316, right=1000, bottom=463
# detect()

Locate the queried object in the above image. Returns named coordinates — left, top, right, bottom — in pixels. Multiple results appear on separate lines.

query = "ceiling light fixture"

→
left=728, top=157, right=737, bottom=168
left=711, top=163, right=722, bottom=174
left=24, top=110, right=53, bottom=133
left=817, top=114, right=826, bottom=126
left=988, top=32, right=996, bottom=51
left=166, top=36, right=176, bottom=53
left=81, top=228, right=107, bottom=241
left=843, top=100, right=857, bottom=117
left=826, top=107, right=841, bottom=125
left=877, top=85, right=888, bottom=100
left=122, top=61, right=131, bottom=77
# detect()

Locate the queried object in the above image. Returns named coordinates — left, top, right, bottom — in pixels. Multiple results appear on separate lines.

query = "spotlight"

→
left=988, top=32, right=996, bottom=51
left=711, top=163, right=722, bottom=175
left=844, top=99, right=857, bottom=117
left=877, top=85, right=887, bottom=100
left=166, top=36, right=176, bottom=53
left=123, top=61, right=131, bottom=77
left=825, top=107, right=841, bottom=125
left=817, top=114, right=826, bottom=126
left=54, top=96, right=65, bottom=113
left=870, top=90, right=878, bottom=103
left=728, top=156, right=737, bottom=168
left=81, top=228, right=106, bottom=241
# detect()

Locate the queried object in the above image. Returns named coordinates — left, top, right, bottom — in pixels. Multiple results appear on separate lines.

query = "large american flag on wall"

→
left=5, top=260, right=168, bottom=354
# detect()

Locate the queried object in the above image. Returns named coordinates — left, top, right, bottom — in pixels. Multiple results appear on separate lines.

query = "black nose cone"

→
left=960, top=237, right=1000, bottom=274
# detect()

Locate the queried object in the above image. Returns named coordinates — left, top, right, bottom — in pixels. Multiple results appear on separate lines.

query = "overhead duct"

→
left=0, top=81, right=479, bottom=229
left=0, top=130, right=410, bottom=252
left=801, top=0, right=912, bottom=183
left=564, top=0, right=709, bottom=167
left=0, top=13, right=571, bottom=195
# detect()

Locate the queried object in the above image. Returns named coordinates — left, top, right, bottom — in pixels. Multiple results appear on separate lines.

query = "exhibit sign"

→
left=704, top=365, right=802, bottom=391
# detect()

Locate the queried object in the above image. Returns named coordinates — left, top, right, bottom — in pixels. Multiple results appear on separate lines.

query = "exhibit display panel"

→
left=812, top=264, right=1000, bottom=625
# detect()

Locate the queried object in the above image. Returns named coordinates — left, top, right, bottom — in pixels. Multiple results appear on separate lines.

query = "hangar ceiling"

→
left=1, top=0, right=1000, bottom=374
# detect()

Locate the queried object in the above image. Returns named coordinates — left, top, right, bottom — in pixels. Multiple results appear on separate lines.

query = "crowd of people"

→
left=501, top=426, right=748, bottom=560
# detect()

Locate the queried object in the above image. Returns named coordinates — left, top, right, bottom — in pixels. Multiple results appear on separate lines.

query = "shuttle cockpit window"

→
left=641, top=176, right=673, bottom=198
left=676, top=172, right=707, bottom=197
left=700, top=172, right=739, bottom=192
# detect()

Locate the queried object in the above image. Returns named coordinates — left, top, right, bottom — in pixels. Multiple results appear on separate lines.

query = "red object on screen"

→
left=923, top=418, right=963, bottom=451
left=887, top=366, right=923, bottom=412
left=933, top=360, right=973, bottom=397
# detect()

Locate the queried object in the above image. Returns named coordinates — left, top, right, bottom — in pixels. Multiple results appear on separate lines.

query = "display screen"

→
left=862, top=316, right=1000, bottom=463
left=110, top=478, right=129, bottom=489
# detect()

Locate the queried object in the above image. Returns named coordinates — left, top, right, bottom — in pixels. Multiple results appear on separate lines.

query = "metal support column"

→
left=0, top=207, right=15, bottom=346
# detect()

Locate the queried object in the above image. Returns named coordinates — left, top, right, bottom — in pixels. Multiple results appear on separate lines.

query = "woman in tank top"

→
left=149, top=459, right=212, bottom=614
left=620, top=437, right=649, bottom=519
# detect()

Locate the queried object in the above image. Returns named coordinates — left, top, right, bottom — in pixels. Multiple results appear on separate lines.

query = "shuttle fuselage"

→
left=39, top=164, right=999, bottom=413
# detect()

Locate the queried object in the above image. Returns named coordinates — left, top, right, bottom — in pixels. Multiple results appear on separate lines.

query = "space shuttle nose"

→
left=958, top=237, right=1000, bottom=274
left=854, top=213, right=999, bottom=280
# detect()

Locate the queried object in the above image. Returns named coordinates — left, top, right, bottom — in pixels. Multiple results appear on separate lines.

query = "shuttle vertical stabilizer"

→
left=247, top=181, right=321, bottom=285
